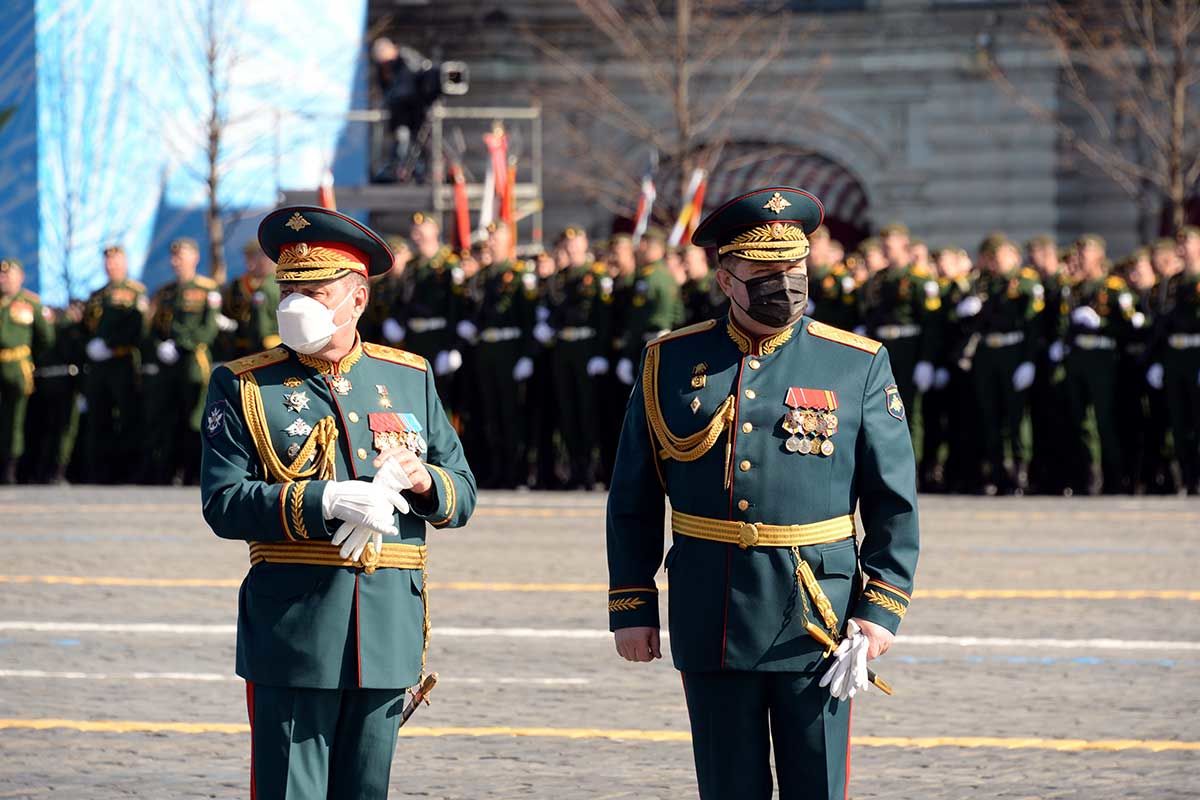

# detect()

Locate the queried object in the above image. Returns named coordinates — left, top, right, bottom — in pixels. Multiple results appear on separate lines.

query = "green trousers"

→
left=85, top=356, right=141, bottom=483
left=473, top=340, right=524, bottom=487
left=550, top=339, right=598, bottom=484
left=246, top=682, right=406, bottom=800
left=1065, top=349, right=1122, bottom=493
left=682, top=670, right=851, bottom=800
left=0, top=373, right=29, bottom=462
left=972, top=343, right=1026, bottom=485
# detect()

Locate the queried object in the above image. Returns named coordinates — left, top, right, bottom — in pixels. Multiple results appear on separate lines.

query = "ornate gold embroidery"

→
left=284, top=212, right=310, bottom=231
left=427, top=465, right=457, bottom=527
left=608, top=597, right=647, bottom=612
left=297, top=340, right=363, bottom=375
left=806, top=320, right=882, bottom=355
left=290, top=480, right=310, bottom=538
left=725, top=320, right=794, bottom=356
left=717, top=222, right=809, bottom=261
left=763, top=192, right=791, bottom=214
left=865, top=589, right=907, bottom=619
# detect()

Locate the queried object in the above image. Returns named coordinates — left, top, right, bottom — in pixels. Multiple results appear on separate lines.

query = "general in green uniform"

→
left=0, top=259, right=54, bottom=483
left=200, top=205, right=476, bottom=800
left=607, top=188, right=919, bottom=800
left=83, top=245, right=147, bottom=484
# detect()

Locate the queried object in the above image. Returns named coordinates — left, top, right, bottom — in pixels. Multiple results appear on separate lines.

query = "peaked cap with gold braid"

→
left=692, top=186, right=825, bottom=263
left=258, top=205, right=395, bottom=282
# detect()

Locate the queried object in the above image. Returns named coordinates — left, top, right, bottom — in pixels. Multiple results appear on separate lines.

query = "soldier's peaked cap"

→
left=259, top=205, right=394, bottom=281
left=692, top=187, right=824, bottom=262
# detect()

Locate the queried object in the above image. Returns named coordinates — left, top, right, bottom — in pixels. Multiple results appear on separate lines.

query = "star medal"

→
left=376, top=384, right=392, bottom=409
left=284, top=418, right=312, bottom=438
left=283, top=390, right=310, bottom=412
left=331, top=375, right=352, bottom=395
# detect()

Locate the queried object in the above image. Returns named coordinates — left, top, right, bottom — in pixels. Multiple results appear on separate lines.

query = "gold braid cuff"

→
left=240, top=372, right=338, bottom=483
left=642, top=344, right=736, bottom=466
left=426, top=465, right=457, bottom=527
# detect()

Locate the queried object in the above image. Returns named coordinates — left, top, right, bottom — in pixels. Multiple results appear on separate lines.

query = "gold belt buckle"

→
left=738, top=522, right=760, bottom=549
left=360, top=542, right=380, bottom=574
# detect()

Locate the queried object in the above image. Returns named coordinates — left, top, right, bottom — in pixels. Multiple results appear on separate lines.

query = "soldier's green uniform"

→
left=919, top=270, right=976, bottom=492
left=963, top=252, right=1043, bottom=491
left=680, top=272, right=727, bottom=326
left=220, top=271, right=281, bottom=360
left=859, top=256, right=940, bottom=417
left=0, top=261, right=54, bottom=483
left=30, top=304, right=86, bottom=483
left=1028, top=258, right=1071, bottom=495
left=83, top=266, right=147, bottom=483
left=397, top=244, right=460, bottom=361
left=201, top=205, right=476, bottom=800
left=1153, top=265, right=1200, bottom=493
left=545, top=256, right=613, bottom=486
left=619, top=259, right=683, bottom=374
left=144, top=266, right=222, bottom=483
left=1061, top=271, right=1137, bottom=493
left=807, top=260, right=859, bottom=332
left=608, top=189, right=919, bottom=800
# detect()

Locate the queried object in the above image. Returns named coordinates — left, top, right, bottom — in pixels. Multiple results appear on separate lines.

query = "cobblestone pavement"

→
left=0, top=488, right=1197, bottom=799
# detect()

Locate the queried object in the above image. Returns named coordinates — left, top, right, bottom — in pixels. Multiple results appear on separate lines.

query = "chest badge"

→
left=283, top=390, right=310, bottom=412
left=283, top=377, right=303, bottom=388
left=690, top=363, right=708, bottom=389
left=369, top=412, right=428, bottom=456
left=376, top=384, right=393, bottom=409
left=330, top=375, right=352, bottom=395
left=782, top=387, right=839, bottom=456
left=284, top=418, right=312, bottom=438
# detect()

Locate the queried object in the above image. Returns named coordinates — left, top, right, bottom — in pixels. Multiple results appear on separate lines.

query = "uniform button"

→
left=739, top=459, right=751, bottom=472
left=742, top=422, right=753, bottom=433
left=748, top=359, right=761, bottom=370
left=348, top=412, right=360, bottom=423
left=737, top=499, right=750, bottom=511
left=357, top=448, right=368, bottom=460
left=744, top=389, right=756, bottom=399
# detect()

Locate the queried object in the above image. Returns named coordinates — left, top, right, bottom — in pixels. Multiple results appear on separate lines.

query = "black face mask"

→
left=729, top=270, right=809, bottom=327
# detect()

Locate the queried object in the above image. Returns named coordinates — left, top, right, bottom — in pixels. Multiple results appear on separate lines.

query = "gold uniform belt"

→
left=0, top=345, right=31, bottom=363
left=671, top=510, right=855, bottom=550
left=249, top=540, right=427, bottom=575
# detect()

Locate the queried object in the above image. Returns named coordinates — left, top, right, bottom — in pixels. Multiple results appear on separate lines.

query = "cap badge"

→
left=285, top=212, right=311, bottom=232
left=763, top=192, right=791, bottom=214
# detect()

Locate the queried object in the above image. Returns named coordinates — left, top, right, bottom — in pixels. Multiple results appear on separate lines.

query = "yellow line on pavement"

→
left=0, top=719, right=1196, bottom=752
left=0, top=574, right=1197, bottom=601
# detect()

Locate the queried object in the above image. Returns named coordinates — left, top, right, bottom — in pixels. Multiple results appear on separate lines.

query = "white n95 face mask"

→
left=276, top=289, right=356, bottom=355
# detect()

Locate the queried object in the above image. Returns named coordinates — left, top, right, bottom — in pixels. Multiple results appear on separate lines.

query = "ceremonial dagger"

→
left=399, top=672, right=439, bottom=727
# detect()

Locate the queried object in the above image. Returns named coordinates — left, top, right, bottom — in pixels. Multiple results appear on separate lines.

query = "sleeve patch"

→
left=884, top=384, right=905, bottom=420
left=204, top=399, right=231, bottom=439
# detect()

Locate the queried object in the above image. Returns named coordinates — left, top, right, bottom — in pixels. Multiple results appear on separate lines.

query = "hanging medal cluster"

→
left=781, top=387, right=839, bottom=457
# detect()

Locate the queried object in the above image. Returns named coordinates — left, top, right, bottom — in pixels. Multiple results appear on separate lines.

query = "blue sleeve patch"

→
left=884, top=384, right=905, bottom=420
left=204, top=399, right=231, bottom=439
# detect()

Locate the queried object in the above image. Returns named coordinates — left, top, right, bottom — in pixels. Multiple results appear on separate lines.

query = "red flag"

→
left=450, top=163, right=470, bottom=253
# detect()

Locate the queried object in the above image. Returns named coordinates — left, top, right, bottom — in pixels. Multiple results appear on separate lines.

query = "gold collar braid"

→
left=726, top=318, right=795, bottom=356
left=296, top=339, right=364, bottom=375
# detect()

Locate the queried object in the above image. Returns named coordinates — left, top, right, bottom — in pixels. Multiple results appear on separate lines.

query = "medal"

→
left=376, top=384, right=393, bottom=409
left=782, top=387, right=839, bottom=457
left=283, top=390, right=310, bottom=412
left=798, top=437, right=813, bottom=455
left=331, top=375, right=352, bottom=395
left=286, top=443, right=301, bottom=459
left=820, top=438, right=835, bottom=457
left=786, top=435, right=802, bottom=453
left=284, top=418, right=312, bottom=438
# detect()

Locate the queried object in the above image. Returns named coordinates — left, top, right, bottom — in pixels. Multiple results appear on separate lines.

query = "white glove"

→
left=1146, top=363, right=1164, bottom=390
left=955, top=296, right=983, bottom=318
left=1071, top=306, right=1102, bottom=330
left=456, top=319, right=478, bottom=343
left=616, top=357, right=635, bottom=386
left=513, top=356, right=534, bottom=382
left=1048, top=340, right=1065, bottom=363
left=1012, top=361, right=1035, bottom=392
left=382, top=318, right=405, bottom=344
left=586, top=356, right=610, bottom=376
left=216, top=314, right=238, bottom=333
left=913, top=361, right=934, bottom=393
left=819, top=620, right=871, bottom=701
left=86, top=337, right=112, bottom=362
left=321, top=480, right=405, bottom=540
left=156, top=339, right=180, bottom=365
left=373, top=457, right=415, bottom=495
left=434, top=349, right=462, bottom=376
left=1131, top=311, right=1146, bottom=329
left=330, top=523, right=382, bottom=564
left=933, top=367, right=950, bottom=390
left=535, top=305, right=551, bottom=322
left=533, top=321, right=555, bottom=345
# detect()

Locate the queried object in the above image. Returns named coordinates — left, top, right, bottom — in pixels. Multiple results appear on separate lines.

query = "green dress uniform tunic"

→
left=1154, top=268, right=1200, bottom=493
left=83, top=277, right=147, bottom=483
left=807, top=261, right=859, bottom=332
left=608, top=185, right=919, bottom=800
left=220, top=273, right=282, bottom=360
left=0, top=285, right=53, bottom=476
left=859, top=262, right=941, bottom=418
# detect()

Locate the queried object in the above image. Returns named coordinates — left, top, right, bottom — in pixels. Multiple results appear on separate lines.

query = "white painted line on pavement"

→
left=2, top=621, right=1197, bottom=651
left=0, top=668, right=590, bottom=686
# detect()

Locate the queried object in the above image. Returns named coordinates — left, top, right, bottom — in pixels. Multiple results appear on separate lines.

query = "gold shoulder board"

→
left=362, top=342, right=428, bottom=371
left=649, top=319, right=719, bottom=347
left=806, top=320, right=882, bottom=355
left=225, top=347, right=290, bottom=375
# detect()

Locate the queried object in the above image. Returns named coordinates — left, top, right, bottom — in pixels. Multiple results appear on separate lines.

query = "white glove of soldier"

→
left=382, top=318, right=405, bottom=344
left=913, top=361, right=934, bottom=393
left=157, top=339, right=180, bottom=365
left=513, top=356, right=534, bottom=382
left=321, top=480, right=405, bottom=542
left=933, top=367, right=950, bottom=390
left=1048, top=340, right=1066, bottom=363
left=1146, top=363, right=1164, bottom=390
left=819, top=619, right=871, bottom=701
left=330, top=523, right=382, bottom=564
left=1071, top=306, right=1102, bottom=330
left=955, top=296, right=983, bottom=318
left=1012, top=361, right=1036, bottom=392
left=434, top=349, right=462, bottom=376
left=216, top=314, right=238, bottom=333
left=1131, top=312, right=1146, bottom=329
left=616, top=357, right=635, bottom=386
left=372, top=457, right=415, bottom=495
left=533, top=321, right=555, bottom=345
left=587, top=356, right=610, bottom=377
left=456, top=319, right=478, bottom=343
left=86, top=337, right=113, bottom=362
